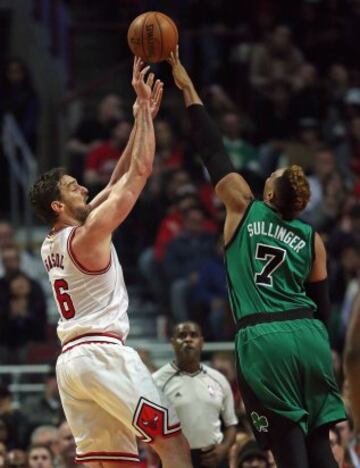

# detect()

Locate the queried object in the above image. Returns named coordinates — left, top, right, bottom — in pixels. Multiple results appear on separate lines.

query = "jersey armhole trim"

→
left=224, top=199, right=255, bottom=250
left=67, top=227, right=112, bottom=275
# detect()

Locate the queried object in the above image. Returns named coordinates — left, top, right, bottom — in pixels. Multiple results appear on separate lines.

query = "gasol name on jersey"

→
left=246, top=222, right=306, bottom=253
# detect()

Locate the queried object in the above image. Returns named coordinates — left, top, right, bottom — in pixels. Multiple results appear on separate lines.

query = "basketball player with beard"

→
left=29, top=57, right=192, bottom=468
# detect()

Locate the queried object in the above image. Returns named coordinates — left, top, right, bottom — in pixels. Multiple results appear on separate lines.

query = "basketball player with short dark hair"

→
left=30, top=57, right=192, bottom=468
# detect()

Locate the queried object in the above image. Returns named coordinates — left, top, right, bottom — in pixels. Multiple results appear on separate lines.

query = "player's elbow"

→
left=133, top=158, right=153, bottom=178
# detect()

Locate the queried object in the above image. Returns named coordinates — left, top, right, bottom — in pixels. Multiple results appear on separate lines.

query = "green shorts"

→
left=235, top=317, right=346, bottom=440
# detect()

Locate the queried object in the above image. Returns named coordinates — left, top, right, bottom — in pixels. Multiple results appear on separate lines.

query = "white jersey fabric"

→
left=153, top=362, right=238, bottom=449
left=41, top=226, right=181, bottom=462
left=41, top=226, right=129, bottom=344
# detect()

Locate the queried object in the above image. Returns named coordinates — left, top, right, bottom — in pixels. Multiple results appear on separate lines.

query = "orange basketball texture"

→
left=127, top=12, right=178, bottom=63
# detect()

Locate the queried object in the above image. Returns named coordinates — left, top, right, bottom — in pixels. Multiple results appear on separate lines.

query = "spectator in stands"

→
left=323, top=64, right=350, bottom=144
left=336, top=115, right=360, bottom=187
left=154, top=119, right=184, bottom=170
left=5, top=449, right=27, bottom=468
left=0, top=418, right=8, bottom=448
left=163, top=207, right=217, bottom=322
left=256, top=81, right=296, bottom=171
left=302, top=146, right=339, bottom=220
left=30, top=426, right=59, bottom=459
left=28, top=444, right=54, bottom=468
left=220, top=112, right=258, bottom=170
left=66, top=93, right=126, bottom=184
left=0, top=57, right=40, bottom=152
left=83, top=118, right=131, bottom=196
left=153, top=321, right=237, bottom=468
left=0, top=441, right=6, bottom=467
left=0, top=270, right=47, bottom=363
left=0, top=222, right=44, bottom=282
left=0, top=386, right=29, bottom=450
left=56, top=421, right=76, bottom=468
left=22, top=368, right=63, bottom=431
left=279, top=117, right=323, bottom=174
left=329, top=426, right=345, bottom=468
left=189, top=236, right=230, bottom=340
left=139, top=191, right=214, bottom=311
left=304, top=170, right=348, bottom=233
left=292, top=63, right=324, bottom=122
left=250, top=24, right=304, bottom=94
left=211, top=352, right=241, bottom=416
left=233, top=439, right=268, bottom=468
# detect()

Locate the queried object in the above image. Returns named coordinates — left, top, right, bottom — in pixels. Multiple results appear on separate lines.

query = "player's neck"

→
left=175, top=358, right=201, bottom=374
left=53, top=215, right=81, bottom=232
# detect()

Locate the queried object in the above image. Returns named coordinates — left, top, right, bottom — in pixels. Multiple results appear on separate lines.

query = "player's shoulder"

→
left=152, top=362, right=177, bottom=385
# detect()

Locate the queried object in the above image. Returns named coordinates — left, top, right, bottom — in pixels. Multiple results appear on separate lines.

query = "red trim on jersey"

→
left=62, top=341, right=121, bottom=354
left=67, top=227, right=112, bottom=275
left=63, top=332, right=124, bottom=347
left=75, top=450, right=140, bottom=464
left=76, top=460, right=140, bottom=465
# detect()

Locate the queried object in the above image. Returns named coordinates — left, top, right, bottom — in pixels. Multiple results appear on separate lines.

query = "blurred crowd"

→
left=1, top=0, right=360, bottom=466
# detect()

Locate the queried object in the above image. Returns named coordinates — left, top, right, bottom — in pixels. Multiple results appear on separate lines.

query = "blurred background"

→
left=0, top=0, right=360, bottom=465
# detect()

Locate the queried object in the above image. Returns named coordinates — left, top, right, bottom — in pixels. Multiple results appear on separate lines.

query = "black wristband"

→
left=187, top=104, right=235, bottom=186
left=305, top=278, right=330, bottom=326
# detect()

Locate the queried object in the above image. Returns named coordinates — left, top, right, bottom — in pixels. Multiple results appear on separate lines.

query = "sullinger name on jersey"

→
left=246, top=222, right=306, bottom=253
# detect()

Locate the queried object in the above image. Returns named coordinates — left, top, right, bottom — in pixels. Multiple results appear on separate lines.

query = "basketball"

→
left=127, top=12, right=178, bottom=63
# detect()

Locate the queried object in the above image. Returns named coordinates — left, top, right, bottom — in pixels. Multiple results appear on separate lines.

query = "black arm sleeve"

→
left=187, top=104, right=235, bottom=186
left=305, top=278, right=330, bottom=326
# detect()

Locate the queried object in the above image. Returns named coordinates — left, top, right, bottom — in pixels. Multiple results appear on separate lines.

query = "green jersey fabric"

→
left=225, top=200, right=316, bottom=320
left=225, top=200, right=346, bottom=435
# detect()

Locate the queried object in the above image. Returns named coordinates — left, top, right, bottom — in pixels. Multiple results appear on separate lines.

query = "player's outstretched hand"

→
left=132, top=56, right=152, bottom=102
left=167, top=45, right=192, bottom=90
left=133, top=71, right=164, bottom=120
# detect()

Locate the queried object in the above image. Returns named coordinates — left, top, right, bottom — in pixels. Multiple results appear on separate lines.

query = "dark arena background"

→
left=0, top=1, right=359, bottom=466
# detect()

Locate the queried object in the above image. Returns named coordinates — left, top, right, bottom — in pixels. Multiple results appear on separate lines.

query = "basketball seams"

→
left=141, top=12, right=150, bottom=62
left=157, top=12, right=178, bottom=57
left=154, top=13, right=163, bottom=62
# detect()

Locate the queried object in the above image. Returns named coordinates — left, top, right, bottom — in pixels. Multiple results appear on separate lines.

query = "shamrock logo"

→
left=251, top=411, right=269, bottom=433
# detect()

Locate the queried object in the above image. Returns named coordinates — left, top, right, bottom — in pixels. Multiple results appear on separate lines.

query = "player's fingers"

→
left=133, top=56, right=143, bottom=79
left=152, top=79, right=162, bottom=95
left=153, top=81, right=163, bottom=103
left=175, top=44, right=179, bottom=59
left=146, top=72, right=155, bottom=88
left=140, top=65, right=151, bottom=79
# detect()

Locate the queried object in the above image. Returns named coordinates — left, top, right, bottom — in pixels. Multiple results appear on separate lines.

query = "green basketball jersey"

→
left=225, top=200, right=316, bottom=321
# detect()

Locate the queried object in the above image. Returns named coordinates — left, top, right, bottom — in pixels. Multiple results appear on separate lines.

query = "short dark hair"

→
left=29, top=168, right=66, bottom=225
left=274, top=165, right=311, bottom=220
left=171, top=321, right=203, bottom=337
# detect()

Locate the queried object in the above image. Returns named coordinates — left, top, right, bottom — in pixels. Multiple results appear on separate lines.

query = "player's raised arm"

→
left=89, top=59, right=163, bottom=210
left=168, top=46, right=253, bottom=214
left=73, top=58, right=155, bottom=261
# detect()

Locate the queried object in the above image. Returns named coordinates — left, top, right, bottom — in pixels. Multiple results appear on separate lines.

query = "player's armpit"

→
left=215, top=173, right=253, bottom=213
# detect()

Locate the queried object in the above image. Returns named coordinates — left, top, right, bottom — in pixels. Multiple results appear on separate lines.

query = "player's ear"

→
left=51, top=200, right=64, bottom=214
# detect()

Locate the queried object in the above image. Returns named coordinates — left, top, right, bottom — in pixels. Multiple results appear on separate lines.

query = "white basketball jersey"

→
left=41, top=226, right=129, bottom=345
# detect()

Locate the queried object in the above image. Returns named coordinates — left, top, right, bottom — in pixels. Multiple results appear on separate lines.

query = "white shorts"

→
left=56, top=333, right=181, bottom=465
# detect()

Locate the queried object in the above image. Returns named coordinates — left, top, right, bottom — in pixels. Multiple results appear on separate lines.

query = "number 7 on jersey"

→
left=254, top=243, right=286, bottom=287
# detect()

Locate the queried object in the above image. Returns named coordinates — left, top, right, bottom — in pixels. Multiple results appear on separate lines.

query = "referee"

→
left=153, top=321, right=238, bottom=468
